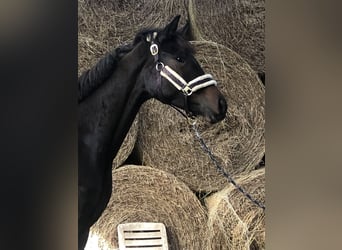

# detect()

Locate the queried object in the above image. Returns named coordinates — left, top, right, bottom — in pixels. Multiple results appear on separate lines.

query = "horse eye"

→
left=176, top=57, right=185, bottom=63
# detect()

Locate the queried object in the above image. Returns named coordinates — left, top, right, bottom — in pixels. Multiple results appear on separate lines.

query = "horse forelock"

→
left=132, top=28, right=161, bottom=45
left=133, top=28, right=195, bottom=56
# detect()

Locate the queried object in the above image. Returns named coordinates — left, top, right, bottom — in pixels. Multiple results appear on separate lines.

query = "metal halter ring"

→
left=156, top=62, right=164, bottom=71
left=183, top=86, right=193, bottom=96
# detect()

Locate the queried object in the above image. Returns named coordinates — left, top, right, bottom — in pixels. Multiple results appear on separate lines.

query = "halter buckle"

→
left=150, top=44, right=159, bottom=56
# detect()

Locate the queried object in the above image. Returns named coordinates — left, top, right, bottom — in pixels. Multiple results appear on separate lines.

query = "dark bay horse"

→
left=78, top=16, right=227, bottom=249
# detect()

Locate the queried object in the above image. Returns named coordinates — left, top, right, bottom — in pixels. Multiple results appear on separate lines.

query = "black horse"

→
left=78, top=16, right=227, bottom=249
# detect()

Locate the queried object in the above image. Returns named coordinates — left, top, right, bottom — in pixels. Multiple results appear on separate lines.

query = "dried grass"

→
left=205, top=168, right=265, bottom=250
left=78, top=0, right=265, bottom=73
left=78, top=0, right=131, bottom=76
left=189, top=0, right=265, bottom=73
left=91, top=165, right=207, bottom=250
left=137, top=41, right=265, bottom=192
left=78, top=0, right=189, bottom=76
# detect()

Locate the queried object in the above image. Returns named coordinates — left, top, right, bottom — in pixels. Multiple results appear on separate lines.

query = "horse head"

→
left=135, top=15, right=227, bottom=123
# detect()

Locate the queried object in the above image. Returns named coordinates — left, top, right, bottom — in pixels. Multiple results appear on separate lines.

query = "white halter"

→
left=160, top=65, right=217, bottom=96
left=147, top=33, right=217, bottom=96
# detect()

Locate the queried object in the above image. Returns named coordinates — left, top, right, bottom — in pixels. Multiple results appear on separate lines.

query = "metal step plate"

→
left=117, top=222, right=168, bottom=250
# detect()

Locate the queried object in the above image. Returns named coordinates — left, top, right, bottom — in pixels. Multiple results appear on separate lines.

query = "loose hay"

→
left=91, top=165, right=207, bottom=250
left=137, top=41, right=265, bottom=192
left=190, top=0, right=265, bottom=73
left=205, top=168, right=265, bottom=250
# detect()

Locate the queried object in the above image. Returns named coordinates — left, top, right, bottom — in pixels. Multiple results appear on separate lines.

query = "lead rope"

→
left=189, top=118, right=266, bottom=210
left=147, top=33, right=265, bottom=209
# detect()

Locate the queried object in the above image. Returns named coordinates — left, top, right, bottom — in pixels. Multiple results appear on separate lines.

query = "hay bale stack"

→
left=91, top=165, right=207, bottom=250
left=205, top=168, right=265, bottom=250
left=78, top=0, right=131, bottom=75
left=126, top=0, right=189, bottom=29
left=190, top=0, right=265, bottom=73
left=78, top=0, right=189, bottom=75
left=137, top=41, right=265, bottom=192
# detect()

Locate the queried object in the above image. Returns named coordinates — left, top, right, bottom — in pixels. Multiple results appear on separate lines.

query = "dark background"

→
left=0, top=0, right=341, bottom=249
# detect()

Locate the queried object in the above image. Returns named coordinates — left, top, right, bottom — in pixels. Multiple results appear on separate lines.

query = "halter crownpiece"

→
left=147, top=33, right=218, bottom=96
left=146, top=32, right=157, bottom=42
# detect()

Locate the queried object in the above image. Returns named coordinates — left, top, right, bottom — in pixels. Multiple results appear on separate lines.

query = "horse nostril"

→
left=218, top=97, right=227, bottom=114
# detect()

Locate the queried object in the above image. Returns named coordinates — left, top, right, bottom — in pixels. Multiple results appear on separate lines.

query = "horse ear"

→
left=163, top=15, right=181, bottom=35
left=178, top=20, right=193, bottom=41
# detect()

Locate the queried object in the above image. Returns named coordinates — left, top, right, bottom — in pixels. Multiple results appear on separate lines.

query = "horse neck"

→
left=108, top=47, right=150, bottom=160
left=81, top=41, right=149, bottom=166
left=106, top=42, right=150, bottom=155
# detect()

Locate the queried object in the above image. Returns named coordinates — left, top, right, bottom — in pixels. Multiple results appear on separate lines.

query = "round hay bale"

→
left=112, top=115, right=139, bottom=169
left=137, top=41, right=265, bottom=192
left=91, top=165, right=207, bottom=250
left=205, top=168, right=265, bottom=250
left=190, top=0, right=265, bottom=73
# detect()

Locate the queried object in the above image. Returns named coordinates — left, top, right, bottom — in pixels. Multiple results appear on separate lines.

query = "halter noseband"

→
left=146, top=32, right=217, bottom=97
left=160, top=66, right=217, bottom=96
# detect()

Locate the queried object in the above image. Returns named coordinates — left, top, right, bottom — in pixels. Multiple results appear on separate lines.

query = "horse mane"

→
left=78, top=43, right=134, bottom=102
